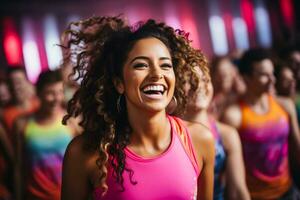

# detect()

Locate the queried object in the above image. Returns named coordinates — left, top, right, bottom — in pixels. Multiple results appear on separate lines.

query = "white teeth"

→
left=143, top=85, right=164, bottom=92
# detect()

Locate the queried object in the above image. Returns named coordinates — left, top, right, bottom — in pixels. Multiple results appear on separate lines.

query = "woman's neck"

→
left=35, top=106, right=64, bottom=125
left=243, top=90, right=268, bottom=105
left=243, top=92, right=270, bottom=114
left=182, top=108, right=210, bottom=126
left=127, top=109, right=171, bottom=155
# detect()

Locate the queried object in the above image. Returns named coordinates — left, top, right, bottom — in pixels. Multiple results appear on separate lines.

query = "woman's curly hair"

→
left=62, top=15, right=209, bottom=194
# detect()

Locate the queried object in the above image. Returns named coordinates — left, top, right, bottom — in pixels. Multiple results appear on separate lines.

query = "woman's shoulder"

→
left=62, top=134, right=100, bottom=199
left=275, top=95, right=296, bottom=116
left=182, top=120, right=215, bottom=166
left=216, top=121, right=241, bottom=153
left=168, top=116, right=213, bottom=144
left=65, top=134, right=98, bottom=160
left=180, top=119, right=213, bottom=143
left=63, top=134, right=99, bottom=184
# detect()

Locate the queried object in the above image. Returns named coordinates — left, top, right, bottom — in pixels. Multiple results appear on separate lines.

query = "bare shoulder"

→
left=276, top=96, right=296, bottom=116
left=62, top=134, right=100, bottom=199
left=216, top=121, right=241, bottom=152
left=64, top=134, right=97, bottom=163
left=184, top=120, right=214, bottom=146
left=64, top=134, right=86, bottom=157
left=182, top=120, right=215, bottom=168
left=63, top=133, right=99, bottom=183
left=221, top=103, right=242, bottom=129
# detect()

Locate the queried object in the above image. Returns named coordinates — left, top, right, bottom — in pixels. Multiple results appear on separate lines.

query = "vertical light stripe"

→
left=209, top=16, right=228, bottom=55
left=22, top=18, right=41, bottom=83
left=163, top=0, right=182, bottom=30
left=44, top=15, right=63, bottom=70
left=232, top=17, right=250, bottom=50
left=254, top=6, right=272, bottom=47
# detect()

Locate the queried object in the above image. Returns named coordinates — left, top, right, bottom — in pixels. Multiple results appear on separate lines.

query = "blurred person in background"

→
left=0, top=77, right=12, bottom=118
left=2, top=67, right=39, bottom=132
left=274, top=60, right=300, bottom=189
left=274, top=61, right=297, bottom=100
left=280, top=46, right=300, bottom=121
left=210, top=56, right=245, bottom=120
left=14, top=70, right=78, bottom=200
left=222, top=48, right=300, bottom=200
left=282, top=46, right=300, bottom=87
left=0, top=74, right=13, bottom=199
left=181, top=66, right=250, bottom=200
left=0, top=71, right=18, bottom=199
left=0, top=124, right=13, bottom=200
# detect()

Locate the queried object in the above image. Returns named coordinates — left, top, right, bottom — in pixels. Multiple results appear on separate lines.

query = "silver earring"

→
left=166, top=96, right=178, bottom=114
left=172, top=96, right=177, bottom=106
left=117, top=94, right=122, bottom=113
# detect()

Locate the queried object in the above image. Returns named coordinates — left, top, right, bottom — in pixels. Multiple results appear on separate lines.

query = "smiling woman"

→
left=61, top=16, right=214, bottom=200
left=117, top=37, right=175, bottom=114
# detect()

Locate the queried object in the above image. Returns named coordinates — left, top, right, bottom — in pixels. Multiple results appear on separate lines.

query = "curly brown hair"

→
left=62, top=15, right=209, bottom=194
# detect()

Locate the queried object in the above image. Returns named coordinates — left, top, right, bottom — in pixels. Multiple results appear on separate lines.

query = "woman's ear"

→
left=113, top=78, right=124, bottom=94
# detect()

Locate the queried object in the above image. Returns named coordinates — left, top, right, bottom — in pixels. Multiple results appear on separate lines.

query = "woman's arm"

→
left=218, top=122, right=250, bottom=200
left=188, top=123, right=215, bottom=200
left=61, top=135, right=94, bottom=200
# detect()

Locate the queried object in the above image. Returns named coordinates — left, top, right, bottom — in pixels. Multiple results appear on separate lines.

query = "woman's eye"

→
left=161, top=63, right=173, bottom=69
left=133, top=63, right=148, bottom=69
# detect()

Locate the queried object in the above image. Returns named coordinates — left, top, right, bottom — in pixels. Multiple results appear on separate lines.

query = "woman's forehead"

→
left=127, top=38, right=171, bottom=58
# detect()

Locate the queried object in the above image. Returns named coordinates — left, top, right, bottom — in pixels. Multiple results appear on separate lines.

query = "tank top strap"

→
left=167, top=115, right=200, bottom=175
left=269, top=95, right=288, bottom=116
left=208, top=117, right=220, bottom=139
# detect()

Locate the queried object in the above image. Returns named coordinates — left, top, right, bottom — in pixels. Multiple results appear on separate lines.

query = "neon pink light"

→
left=3, top=18, right=23, bottom=65
left=280, top=0, right=295, bottom=28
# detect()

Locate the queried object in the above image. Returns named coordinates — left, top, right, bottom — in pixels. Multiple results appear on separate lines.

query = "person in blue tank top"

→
left=181, top=66, right=250, bottom=200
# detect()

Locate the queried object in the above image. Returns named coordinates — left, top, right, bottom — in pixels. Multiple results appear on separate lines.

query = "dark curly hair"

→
left=239, top=48, right=272, bottom=76
left=62, top=15, right=209, bottom=194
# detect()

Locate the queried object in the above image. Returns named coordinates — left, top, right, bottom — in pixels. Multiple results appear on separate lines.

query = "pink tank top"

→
left=93, top=116, right=200, bottom=200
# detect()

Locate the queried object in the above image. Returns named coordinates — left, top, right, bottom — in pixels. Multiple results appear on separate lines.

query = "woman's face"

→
left=116, top=37, right=175, bottom=114
left=186, top=67, right=213, bottom=111
left=213, top=59, right=235, bottom=93
left=277, top=67, right=296, bottom=97
left=248, top=59, right=275, bottom=94
left=39, top=81, right=65, bottom=111
left=9, top=70, right=30, bottom=102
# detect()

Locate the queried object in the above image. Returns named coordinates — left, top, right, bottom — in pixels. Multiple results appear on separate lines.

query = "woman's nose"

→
left=149, top=66, right=163, bottom=80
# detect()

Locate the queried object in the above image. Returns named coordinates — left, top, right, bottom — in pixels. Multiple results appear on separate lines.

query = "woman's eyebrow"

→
left=130, top=56, right=171, bottom=64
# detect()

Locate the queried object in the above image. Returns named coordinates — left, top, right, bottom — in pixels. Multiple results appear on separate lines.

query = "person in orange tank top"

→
left=222, top=48, right=300, bottom=200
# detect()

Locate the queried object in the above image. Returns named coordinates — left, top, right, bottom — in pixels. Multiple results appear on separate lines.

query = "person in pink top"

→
left=61, top=16, right=215, bottom=200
